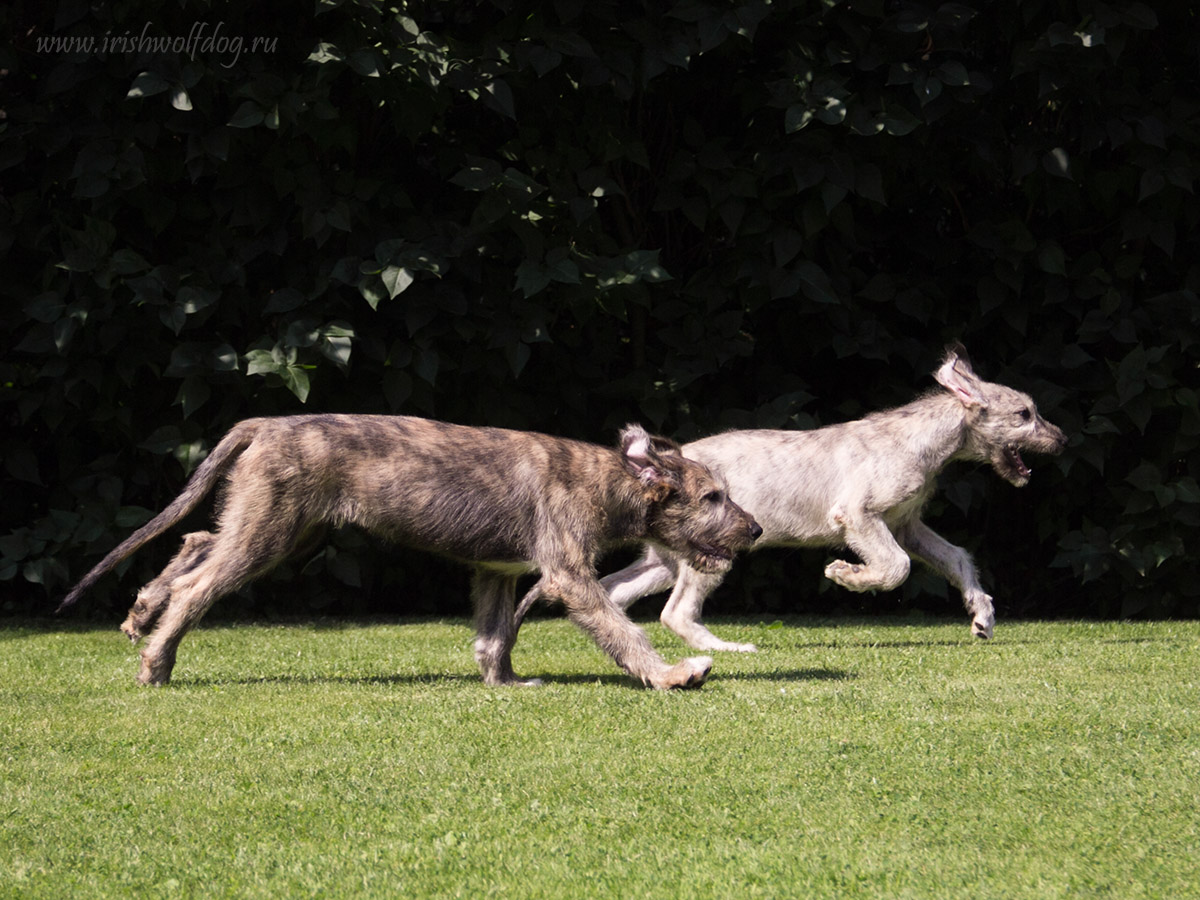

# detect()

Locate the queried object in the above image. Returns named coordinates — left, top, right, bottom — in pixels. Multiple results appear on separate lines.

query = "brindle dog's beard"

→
left=684, top=542, right=735, bottom=575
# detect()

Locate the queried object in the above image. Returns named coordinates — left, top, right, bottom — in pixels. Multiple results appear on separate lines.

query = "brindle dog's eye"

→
left=703, top=490, right=724, bottom=504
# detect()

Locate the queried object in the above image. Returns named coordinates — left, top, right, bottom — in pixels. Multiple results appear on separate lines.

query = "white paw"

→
left=971, top=613, right=995, bottom=640
left=824, top=559, right=864, bottom=590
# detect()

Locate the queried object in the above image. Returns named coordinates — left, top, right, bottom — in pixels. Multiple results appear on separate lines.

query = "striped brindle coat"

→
left=59, top=416, right=761, bottom=689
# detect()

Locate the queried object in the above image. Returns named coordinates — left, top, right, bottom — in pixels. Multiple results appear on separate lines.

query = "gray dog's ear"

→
left=619, top=424, right=681, bottom=496
left=934, top=345, right=987, bottom=409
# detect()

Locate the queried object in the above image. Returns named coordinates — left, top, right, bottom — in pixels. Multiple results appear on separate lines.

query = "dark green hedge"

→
left=3, top=1, right=1197, bottom=620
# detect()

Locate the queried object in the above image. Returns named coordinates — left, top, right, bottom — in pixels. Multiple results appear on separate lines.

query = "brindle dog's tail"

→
left=56, top=420, right=261, bottom=612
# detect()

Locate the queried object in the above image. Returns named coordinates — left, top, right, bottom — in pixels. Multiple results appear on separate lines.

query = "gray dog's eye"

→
left=1019, top=408, right=1032, bottom=421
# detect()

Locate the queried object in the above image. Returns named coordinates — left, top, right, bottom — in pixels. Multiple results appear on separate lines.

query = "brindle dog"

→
left=58, top=416, right=761, bottom=689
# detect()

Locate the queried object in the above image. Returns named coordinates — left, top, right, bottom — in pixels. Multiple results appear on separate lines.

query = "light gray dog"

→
left=58, top=415, right=761, bottom=688
left=596, top=346, right=1067, bottom=651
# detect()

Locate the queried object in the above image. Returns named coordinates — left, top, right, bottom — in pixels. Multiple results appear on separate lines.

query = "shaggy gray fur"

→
left=598, top=346, right=1067, bottom=651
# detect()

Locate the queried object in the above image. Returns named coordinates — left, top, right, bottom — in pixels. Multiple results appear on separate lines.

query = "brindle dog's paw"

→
left=136, top=650, right=173, bottom=686
left=119, top=618, right=142, bottom=644
left=653, top=656, right=713, bottom=689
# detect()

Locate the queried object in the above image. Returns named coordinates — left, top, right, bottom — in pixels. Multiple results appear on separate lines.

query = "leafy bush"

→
left=3, top=1, right=1196, bottom=619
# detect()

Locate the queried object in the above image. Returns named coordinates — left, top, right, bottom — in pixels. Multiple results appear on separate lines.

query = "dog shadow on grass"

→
left=174, top=667, right=852, bottom=689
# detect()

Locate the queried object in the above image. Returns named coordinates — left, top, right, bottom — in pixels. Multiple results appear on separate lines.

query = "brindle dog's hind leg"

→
left=120, top=532, right=215, bottom=643
left=474, top=570, right=541, bottom=686
left=136, top=497, right=312, bottom=685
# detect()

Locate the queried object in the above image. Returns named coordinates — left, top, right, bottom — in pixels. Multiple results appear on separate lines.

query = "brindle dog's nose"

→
left=749, top=521, right=763, bottom=541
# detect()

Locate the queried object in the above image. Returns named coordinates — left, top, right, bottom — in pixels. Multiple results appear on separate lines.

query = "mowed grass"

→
left=1, top=616, right=1197, bottom=899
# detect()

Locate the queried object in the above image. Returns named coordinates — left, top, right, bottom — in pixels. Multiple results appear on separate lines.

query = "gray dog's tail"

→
left=55, top=421, right=260, bottom=612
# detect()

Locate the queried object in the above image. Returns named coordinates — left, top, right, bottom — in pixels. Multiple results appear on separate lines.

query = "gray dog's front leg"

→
left=896, top=520, right=995, bottom=639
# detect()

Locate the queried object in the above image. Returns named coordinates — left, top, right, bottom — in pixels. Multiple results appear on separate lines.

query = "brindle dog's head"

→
left=620, top=425, right=761, bottom=573
left=935, top=345, right=1069, bottom=487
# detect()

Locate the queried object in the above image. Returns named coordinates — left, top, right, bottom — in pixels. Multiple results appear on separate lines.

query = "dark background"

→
left=2, top=1, right=1196, bottom=623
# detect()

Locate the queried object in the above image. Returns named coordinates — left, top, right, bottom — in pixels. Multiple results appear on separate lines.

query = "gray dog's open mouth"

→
left=1002, top=445, right=1032, bottom=483
left=687, top=543, right=734, bottom=574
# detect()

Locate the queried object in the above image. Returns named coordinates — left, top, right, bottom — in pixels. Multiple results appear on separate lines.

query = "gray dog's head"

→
left=619, top=424, right=762, bottom=573
left=934, top=345, right=1068, bottom=487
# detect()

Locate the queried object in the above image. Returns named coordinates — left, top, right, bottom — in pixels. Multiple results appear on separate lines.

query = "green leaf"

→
left=174, top=440, right=209, bottom=475
left=450, top=161, right=502, bottom=192
left=414, top=348, right=439, bottom=385
left=348, top=49, right=382, bottom=78
left=484, top=80, right=516, bottom=119
left=784, top=104, right=813, bottom=133
left=878, top=106, right=921, bottom=136
left=114, top=506, right=154, bottom=528
left=515, top=261, right=552, bottom=298
left=278, top=366, right=311, bottom=402
left=382, top=266, right=415, bottom=299
left=6, top=446, right=42, bottom=485
left=1042, top=148, right=1073, bottom=180
left=1126, top=462, right=1160, bottom=491
left=936, top=61, right=970, bottom=86
left=127, top=71, right=169, bottom=99
left=58, top=217, right=116, bottom=272
left=622, top=249, right=672, bottom=283
left=228, top=101, right=264, bottom=128
left=795, top=261, right=837, bottom=304
left=382, top=370, right=412, bottom=411
left=1037, top=241, right=1067, bottom=276
left=245, top=348, right=282, bottom=377
left=307, top=42, right=346, bottom=64
left=24, top=293, right=65, bottom=324
left=138, top=425, right=183, bottom=454
left=264, top=288, right=307, bottom=314
left=175, top=376, right=211, bottom=418
left=358, top=276, right=388, bottom=311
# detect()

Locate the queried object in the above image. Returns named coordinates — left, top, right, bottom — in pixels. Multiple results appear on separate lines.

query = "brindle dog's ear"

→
left=619, top=424, right=682, bottom=500
left=647, top=434, right=683, bottom=456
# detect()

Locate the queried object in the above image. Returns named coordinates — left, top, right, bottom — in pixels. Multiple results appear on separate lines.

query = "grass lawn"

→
left=1, top=615, right=1197, bottom=899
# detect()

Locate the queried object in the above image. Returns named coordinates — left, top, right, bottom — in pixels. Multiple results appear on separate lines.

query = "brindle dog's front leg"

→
left=546, top=569, right=711, bottom=689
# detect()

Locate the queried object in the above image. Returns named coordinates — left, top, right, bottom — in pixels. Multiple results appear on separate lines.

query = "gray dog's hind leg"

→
left=601, top=548, right=755, bottom=652
left=659, top=566, right=757, bottom=653
left=824, top=508, right=912, bottom=594
left=601, top=547, right=679, bottom=609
